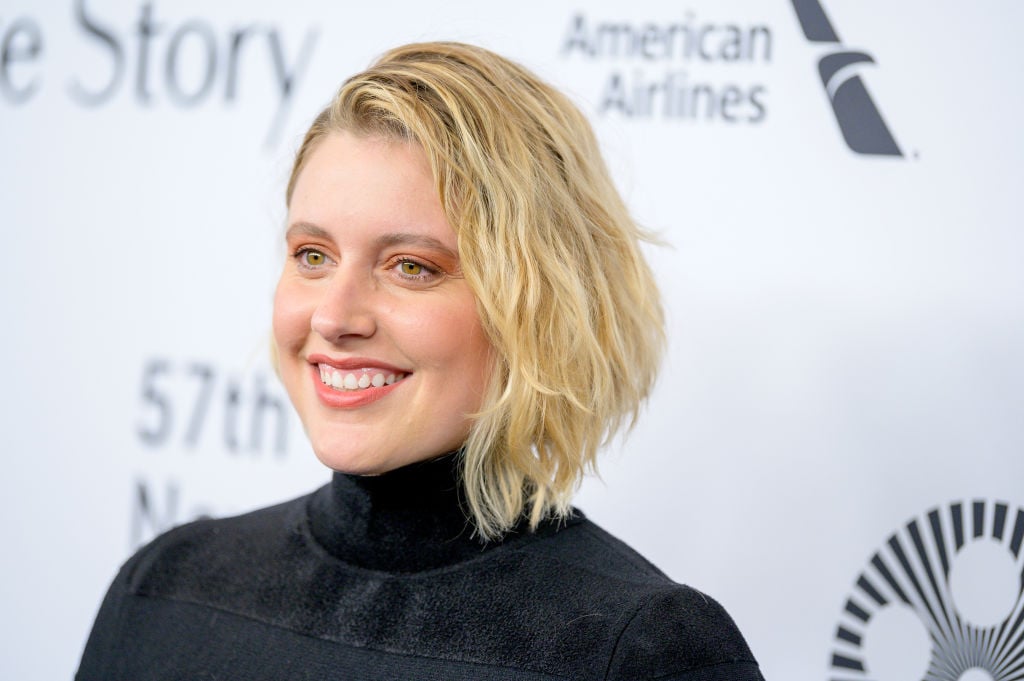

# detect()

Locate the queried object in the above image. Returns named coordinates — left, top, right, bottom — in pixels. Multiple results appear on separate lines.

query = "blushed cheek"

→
left=467, top=340, right=494, bottom=406
left=271, top=292, right=308, bottom=414
left=455, top=312, right=494, bottom=408
left=273, top=275, right=296, bottom=325
left=270, top=304, right=290, bottom=348
left=272, top=280, right=308, bottom=359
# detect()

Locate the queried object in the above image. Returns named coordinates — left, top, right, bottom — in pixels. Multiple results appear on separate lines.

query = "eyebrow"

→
left=285, top=221, right=331, bottom=240
left=285, top=221, right=458, bottom=260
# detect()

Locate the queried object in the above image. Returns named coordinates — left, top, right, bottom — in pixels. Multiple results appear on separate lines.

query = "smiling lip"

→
left=307, top=355, right=410, bottom=409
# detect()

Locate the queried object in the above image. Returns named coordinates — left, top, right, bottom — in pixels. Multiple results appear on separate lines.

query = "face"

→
left=273, top=131, right=492, bottom=475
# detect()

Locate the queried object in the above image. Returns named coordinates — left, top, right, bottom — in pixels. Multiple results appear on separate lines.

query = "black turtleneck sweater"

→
left=77, top=456, right=764, bottom=680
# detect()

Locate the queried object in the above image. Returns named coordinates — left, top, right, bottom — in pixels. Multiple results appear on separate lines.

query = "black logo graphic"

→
left=790, top=0, right=902, bottom=156
left=830, top=499, right=1024, bottom=680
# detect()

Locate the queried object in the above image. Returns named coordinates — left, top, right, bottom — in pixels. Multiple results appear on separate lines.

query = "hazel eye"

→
left=388, top=256, right=441, bottom=284
left=303, top=250, right=326, bottom=267
left=399, top=261, right=423, bottom=275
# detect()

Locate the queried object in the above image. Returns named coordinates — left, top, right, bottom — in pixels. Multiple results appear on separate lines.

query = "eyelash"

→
left=389, top=256, right=441, bottom=282
left=292, top=247, right=330, bottom=271
left=291, top=248, right=442, bottom=283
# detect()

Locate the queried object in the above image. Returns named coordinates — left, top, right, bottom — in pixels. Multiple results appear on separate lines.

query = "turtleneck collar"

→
left=307, top=453, right=494, bottom=572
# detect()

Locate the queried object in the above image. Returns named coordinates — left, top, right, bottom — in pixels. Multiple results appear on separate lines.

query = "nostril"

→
left=310, top=294, right=377, bottom=341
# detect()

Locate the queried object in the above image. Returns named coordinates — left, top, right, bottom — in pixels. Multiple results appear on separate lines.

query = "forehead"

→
left=288, top=131, right=453, bottom=245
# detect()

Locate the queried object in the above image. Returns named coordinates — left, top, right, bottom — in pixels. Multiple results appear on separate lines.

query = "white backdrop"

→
left=3, top=1, right=1023, bottom=679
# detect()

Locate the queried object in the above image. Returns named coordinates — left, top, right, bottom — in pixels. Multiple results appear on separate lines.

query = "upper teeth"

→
left=318, top=364, right=406, bottom=391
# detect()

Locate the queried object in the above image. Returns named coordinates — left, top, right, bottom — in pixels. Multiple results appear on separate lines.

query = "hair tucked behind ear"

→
left=287, top=42, right=664, bottom=540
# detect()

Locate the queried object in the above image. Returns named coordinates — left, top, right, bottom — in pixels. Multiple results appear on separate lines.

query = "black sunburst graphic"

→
left=829, top=500, right=1024, bottom=681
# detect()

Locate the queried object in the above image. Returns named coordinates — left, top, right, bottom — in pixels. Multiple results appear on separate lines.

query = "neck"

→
left=307, top=453, right=489, bottom=572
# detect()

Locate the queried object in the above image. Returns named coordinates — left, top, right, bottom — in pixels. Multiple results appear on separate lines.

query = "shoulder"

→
left=119, top=490, right=313, bottom=601
left=77, top=493, right=316, bottom=679
left=524, top=516, right=764, bottom=680
left=605, top=586, right=763, bottom=680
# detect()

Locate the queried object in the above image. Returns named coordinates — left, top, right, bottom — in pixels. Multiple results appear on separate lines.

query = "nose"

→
left=310, top=266, right=377, bottom=342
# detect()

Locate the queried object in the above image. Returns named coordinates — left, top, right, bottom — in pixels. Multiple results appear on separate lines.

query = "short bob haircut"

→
left=286, top=42, right=664, bottom=540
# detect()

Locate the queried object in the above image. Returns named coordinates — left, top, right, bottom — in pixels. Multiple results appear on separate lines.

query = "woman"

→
left=78, top=42, right=764, bottom=680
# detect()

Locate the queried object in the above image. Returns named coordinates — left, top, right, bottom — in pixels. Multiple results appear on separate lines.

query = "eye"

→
left=399, top=261, right=423, bottom=276
left=390, top=257, right=442, bottom=284
left=292, top=247, right=330, bottom=271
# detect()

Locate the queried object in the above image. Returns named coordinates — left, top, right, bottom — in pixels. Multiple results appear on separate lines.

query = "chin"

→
left=310, top=438, right=427, bottom=476
left=314, top=448, right=390, bottom=476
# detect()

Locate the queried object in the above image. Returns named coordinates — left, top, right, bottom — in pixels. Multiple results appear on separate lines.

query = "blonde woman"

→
left=78, top=42, right=764, bottom=681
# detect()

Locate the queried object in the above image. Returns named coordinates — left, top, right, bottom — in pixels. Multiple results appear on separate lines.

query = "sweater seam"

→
left=127, top=589, right=574, bottom=679
left=603, top=593, right=654, bottom=681
left=602, top=596, right=758, bottom=681
left=648, top=658, right=761, bottom=680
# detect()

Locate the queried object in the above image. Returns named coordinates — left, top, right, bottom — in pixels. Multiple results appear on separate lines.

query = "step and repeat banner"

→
left=2, top=1, right=1022, bottom=679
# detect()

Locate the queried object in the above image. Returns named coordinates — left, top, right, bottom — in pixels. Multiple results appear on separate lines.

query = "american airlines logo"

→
left=790, top=0, right=902, bottom=156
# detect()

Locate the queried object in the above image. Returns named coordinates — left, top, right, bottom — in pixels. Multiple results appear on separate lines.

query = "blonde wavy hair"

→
left=286, top=42, right=664, bottom=540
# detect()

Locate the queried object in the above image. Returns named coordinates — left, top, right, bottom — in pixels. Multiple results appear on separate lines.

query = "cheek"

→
left=404, top=297, right=486, bottom=365
left=272, top=278, right=309, bottom=351
left=439, top=299, right=492, bottom=392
